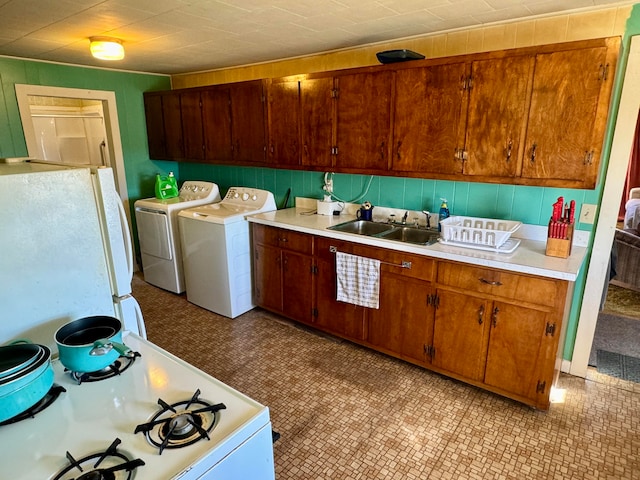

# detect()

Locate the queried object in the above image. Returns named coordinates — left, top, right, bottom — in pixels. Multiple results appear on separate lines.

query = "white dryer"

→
left=178, top=187, right=276, bottom=318
left=134, top=181, right=221, bottom=293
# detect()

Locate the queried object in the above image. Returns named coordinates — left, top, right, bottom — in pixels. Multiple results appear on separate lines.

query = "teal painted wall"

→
left=0, top=56, right=171, bottom=203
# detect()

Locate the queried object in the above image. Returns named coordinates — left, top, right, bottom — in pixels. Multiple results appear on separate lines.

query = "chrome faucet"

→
left=422, top=211, right=431, bottom=229
left=401, top=211, right=409, bottom=224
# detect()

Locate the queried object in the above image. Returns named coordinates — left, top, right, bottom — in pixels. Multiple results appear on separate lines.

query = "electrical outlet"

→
left=580, top=204, right=597, bottom=224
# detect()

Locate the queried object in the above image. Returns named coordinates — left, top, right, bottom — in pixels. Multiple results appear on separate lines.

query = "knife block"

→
left=545, top=223, right=574, bottom=258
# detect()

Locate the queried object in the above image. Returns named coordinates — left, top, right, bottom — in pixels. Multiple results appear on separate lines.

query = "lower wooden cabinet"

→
left=251, top=226, right=570, bottom=409
left=252, top=224, right=314, bottom=324
left=432, top=290, right=490, bottom=381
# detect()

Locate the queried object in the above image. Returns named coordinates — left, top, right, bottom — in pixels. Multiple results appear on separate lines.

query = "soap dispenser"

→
left=438, top=198, right=450, bottom=232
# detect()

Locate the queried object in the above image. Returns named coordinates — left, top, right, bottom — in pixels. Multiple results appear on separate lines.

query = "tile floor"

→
left=133, top=275, right=640, bottom=479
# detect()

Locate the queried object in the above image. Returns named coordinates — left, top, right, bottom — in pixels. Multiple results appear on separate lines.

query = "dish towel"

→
left=335, top=251, right=381, bottom=309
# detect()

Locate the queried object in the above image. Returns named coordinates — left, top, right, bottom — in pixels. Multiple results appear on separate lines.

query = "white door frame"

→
left=14, top=84, right=131, bottom=217
left=570, top=35, right=640, bottom=377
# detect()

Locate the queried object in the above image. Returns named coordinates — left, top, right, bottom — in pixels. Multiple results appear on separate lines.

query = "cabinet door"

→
left=392, top=62, right=468, bottom=175
left=315, top=255, right=366, bottom=340
left=202, top=87, right=233, bottom=163
left=300, top=77, right=334, bottom=168
left=464, top=55, right=534, bottom=178
left=162, top=92, right=184, bottom=160
left=253, top=243, right=282, bottom=312
left=268, top=79, right=300, bottom=167
left=143, top=93, right=166, bottom=159
left=484, top=302, right=556, bottom=402
left=282, top=251, right=313, bottom=324
left=180, top=90, right=205, bottom=161
left=230, top=80, right=266, bottom=164
left=432, top=290, right=490, bottom=381
left=521, top=46, right=611, bottom=187
left=335, top=71, right=393, bottom=172
left=367, top=272, right=433, bottom=365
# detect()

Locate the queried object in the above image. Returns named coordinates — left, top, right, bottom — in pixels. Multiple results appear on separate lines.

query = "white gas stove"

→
left=0, top=333, right=275, bottom=479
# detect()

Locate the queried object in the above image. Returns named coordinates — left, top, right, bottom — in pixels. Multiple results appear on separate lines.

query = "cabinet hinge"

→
left=427, top=294, right=439, bottom=308
left=462, top=75, right=473, bottom=90
left=312, top=308, right=318, bottom=318
left=583, top=150, right=595, bottom=165
left=545, top=322, right=556, bottom=336
left=536, top=380, right=546, bottom=394
left=454, top=148, right=468, bottom=162
left=424, top=345, right=435, bottom=358
left=331, top=146, right=338, bottom=155
left=598, top=63, right=609, bottom=81
left=311, top=265, right=318, bottom=275
left=331, top=88, right=339, bottom=98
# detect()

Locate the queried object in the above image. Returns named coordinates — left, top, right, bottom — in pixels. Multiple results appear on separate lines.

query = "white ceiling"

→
left=0, top=0, right=634, bottom=75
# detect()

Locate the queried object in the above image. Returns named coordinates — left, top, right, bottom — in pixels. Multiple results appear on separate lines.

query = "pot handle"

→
left=90, top=340, right=131, bottom=357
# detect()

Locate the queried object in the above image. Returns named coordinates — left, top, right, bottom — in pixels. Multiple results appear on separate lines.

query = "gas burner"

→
left=134, top=389, right=226, bottom=454
left=52, top=438, right=144, bottom=480
left=0, top=384, right=66, bottom=426
left=68, top=352, right=141, bottom=384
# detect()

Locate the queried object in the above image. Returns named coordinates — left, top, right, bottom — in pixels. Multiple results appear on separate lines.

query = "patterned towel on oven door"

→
left=335, top=251, right=381, bottom=309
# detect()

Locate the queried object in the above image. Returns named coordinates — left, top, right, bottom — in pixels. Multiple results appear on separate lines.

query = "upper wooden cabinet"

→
left=392, top=61, right=469, bottom=175
left=521, top=41, right=617, bottom=187
left=143, top=91, right=184, bottom=160
left=463, top=54, right=534, bottom=179
left=180, top=90, right=206, bottom=161
left=228, top=80, right=267, bottom=165
left=334, top=70, right=393, bottom=173
left=202, top=87, right=233, bottom=163
left=144, top=80, right=266, bottom=164
left=299, top=76, right=334, bottom=169
left=144, top=37, right=619, bottom=188
left=267, top=78, right=301, bottom=167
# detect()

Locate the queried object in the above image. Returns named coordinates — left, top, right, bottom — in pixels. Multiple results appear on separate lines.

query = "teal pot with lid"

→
left=0, top=343, right=54, bottom=423
left=55, top=316, right=131, bottom=373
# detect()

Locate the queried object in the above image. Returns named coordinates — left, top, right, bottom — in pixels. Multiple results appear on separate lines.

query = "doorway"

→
left=571, top=35, right=640, bottom=377
left=14, top=84, right=131, bottom=221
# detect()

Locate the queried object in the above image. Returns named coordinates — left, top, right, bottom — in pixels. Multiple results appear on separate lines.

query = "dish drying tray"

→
left=439, top=216, right=522, bottom=252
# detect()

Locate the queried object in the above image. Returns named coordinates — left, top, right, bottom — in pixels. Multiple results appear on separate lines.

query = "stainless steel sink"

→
left=328, top=220, right=439, bottom=245
left=378, top=226, right=440, bottom=245
left=328, top=220, right=395, bottom=236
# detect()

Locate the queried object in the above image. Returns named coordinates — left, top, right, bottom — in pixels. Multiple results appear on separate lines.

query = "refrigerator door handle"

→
left=114, top=190, right=134, bottom=283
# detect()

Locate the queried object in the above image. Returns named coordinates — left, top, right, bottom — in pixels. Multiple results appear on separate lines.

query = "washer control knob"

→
left=252, top=195, right=258, bottom=201
left=233, top=191, right=239, bottom=198
left=242, top=192, right=250, bottom=201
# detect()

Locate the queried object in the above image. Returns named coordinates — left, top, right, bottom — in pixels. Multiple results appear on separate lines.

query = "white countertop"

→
left=247, top=208, right=587, bottom=282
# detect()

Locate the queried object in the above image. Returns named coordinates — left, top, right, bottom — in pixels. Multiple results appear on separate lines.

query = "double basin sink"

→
left=328, top=219, right=440, bottom=246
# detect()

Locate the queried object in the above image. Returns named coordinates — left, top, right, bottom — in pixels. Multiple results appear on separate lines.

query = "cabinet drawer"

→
left=437, top=261, right=559, bottom=307
left=252, top=224, right=313, bottom=254
left=316, top=237, right=434, bottom=282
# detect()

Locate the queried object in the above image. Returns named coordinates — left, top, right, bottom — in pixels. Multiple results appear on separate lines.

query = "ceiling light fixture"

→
left=89, top=37, right=124, bottom=61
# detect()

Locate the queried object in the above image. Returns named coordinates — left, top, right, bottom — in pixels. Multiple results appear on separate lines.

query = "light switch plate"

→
left=580, top=204, right=597, bottom=224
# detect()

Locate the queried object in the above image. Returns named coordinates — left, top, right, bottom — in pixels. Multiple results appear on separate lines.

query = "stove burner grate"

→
left=68, top=352, right=141, bottom=384
left=134, top=389, right=226, bottom=454
left=0, top=384, right=66, bottom=426
left=52, top=438, right=144, bottom=480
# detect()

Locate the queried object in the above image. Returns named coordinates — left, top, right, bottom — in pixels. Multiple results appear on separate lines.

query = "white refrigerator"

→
left=0, top=160, right=145, bottom=351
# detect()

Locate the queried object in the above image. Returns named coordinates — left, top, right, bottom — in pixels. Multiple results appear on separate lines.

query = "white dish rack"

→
left=439, top=216, right=522, bottom=251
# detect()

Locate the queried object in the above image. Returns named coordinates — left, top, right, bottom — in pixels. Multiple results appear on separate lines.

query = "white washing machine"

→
left=178, top=187, right=276, bottom=318
left=134, top=181, right=221, bottom=293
